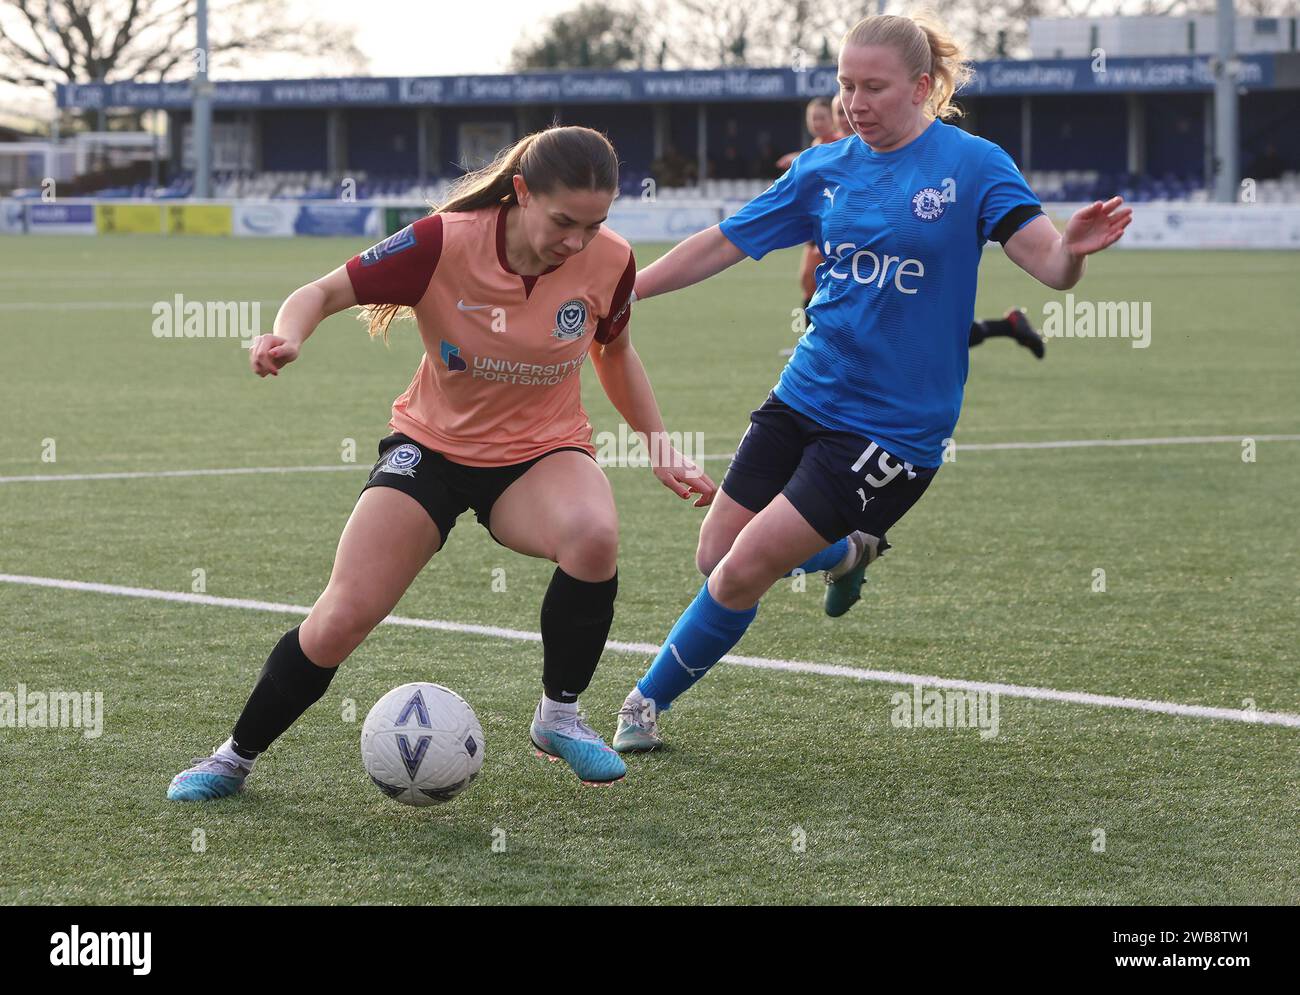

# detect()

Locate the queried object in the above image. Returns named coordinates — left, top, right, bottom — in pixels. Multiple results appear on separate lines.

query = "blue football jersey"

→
left=719, top=120, right=1041, bottom=467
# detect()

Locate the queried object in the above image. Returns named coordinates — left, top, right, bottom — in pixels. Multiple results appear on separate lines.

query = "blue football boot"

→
left=529, top=704, right=626, bottom=785
left=167, top=753, right=250, bottom=801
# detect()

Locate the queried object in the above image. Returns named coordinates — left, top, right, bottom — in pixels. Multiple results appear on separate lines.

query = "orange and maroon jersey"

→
left=346, top=204, right=635, bottom=467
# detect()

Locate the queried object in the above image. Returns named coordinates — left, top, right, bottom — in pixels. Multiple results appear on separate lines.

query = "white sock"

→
left=623, top=686, right=646, bottom=709
left=621, top=686, right=659, bottom=726
left=214, top=736, right=255, bottom=771
left=538, top=695, right=578, bottom=726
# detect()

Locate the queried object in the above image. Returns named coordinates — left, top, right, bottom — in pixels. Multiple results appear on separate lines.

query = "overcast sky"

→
left=319, top=0, right=577, bottom=75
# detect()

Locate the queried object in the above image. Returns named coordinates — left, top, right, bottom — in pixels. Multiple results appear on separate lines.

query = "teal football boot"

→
left=529, top=705, right=626, bottom=785
left=824, top=532, right=890, bottom=618
left=167, top=754, right=250, bottom=801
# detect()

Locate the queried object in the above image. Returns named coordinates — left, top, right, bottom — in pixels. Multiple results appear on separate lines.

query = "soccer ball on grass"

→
left=361, top=682, right=484, bottom=806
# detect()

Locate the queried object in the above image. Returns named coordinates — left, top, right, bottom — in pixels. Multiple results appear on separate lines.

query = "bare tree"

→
left=511, top=0, right=843, bottom=71
left=659, top=0, right=839, bottom=67
left=511, top=0, right=648, bottom=69
left=0, top=0, right=365, bottom=90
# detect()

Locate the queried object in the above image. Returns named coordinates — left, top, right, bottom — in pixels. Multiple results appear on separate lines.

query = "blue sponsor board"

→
left=292, top=204, right=376, bottom=237
left=28, top=203, right=95, bottom=225
left=57, top=54, right=1282, bottom=110
left=964, top=54, right=1275, bottom=95
left=55, top=70, right=833, bottom=110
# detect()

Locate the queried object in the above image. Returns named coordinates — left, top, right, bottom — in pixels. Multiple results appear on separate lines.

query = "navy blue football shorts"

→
left=720, top=393, right=940, bottom=543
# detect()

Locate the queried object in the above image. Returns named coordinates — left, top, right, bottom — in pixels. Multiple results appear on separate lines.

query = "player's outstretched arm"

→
left=590, top=330, right=716, bottom=507
left=634, top=224, right=747, bottom=302
left=1003, top=197, right=1133, bottom=291
left=250, top=265, right=358, bottom=378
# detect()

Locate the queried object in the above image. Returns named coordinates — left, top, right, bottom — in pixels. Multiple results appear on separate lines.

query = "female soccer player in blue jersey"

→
left=613, top=13, right=1131, bottom=751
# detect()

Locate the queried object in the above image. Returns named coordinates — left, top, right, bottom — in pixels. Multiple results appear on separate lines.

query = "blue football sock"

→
left=636, top=581, right=758, bottom=709
left=783, top=537, right=849, bottom=577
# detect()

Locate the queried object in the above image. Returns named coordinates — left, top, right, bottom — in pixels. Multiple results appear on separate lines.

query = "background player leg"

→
left=969, top=308, right=1045, bottom=358
left=799, top=243, right=821, bottom=310
left=167, top=487, right=442, bottom=800
left=488, top=450, right=626, bottom=783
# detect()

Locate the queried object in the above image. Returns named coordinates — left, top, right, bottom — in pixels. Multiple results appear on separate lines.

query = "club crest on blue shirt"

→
left=552, top=299, right=588, bottom=340
left=380, top=443, right=422, bottom=477
left=911, top=187, right=946, bottom=222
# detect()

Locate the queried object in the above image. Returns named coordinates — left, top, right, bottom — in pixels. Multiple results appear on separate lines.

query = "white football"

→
left=361, top=682, right=484, bottom=806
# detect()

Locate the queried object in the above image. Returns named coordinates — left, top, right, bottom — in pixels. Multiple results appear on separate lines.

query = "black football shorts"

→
left=721, top=393, right=939, bottom=543
left=360, top=432, right=593, bottom=544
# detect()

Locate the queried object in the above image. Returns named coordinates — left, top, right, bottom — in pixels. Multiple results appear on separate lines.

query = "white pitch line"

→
left=3, top=433, right=1297, bottom=485
left=958, top=434, right=1300, bottom=451
left=0, top=302, right=151, bottom=311
left=2, top=572, right=1296, bottom=730
left=0, top=459, right=735, bottom=483
left=0, top=465, right=362, bottom=484
left=0, top=300, right=280, bottom=311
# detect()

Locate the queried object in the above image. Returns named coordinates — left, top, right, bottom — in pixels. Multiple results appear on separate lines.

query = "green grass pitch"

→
left=0, top=233, right=1296, bottom=904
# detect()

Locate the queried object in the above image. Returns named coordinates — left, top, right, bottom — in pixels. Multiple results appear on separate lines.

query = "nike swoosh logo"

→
left=457, top=299, right=491, bottom=311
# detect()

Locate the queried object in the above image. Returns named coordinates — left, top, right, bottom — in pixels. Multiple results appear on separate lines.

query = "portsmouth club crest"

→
left=552, top=299, right=588, bottom=341
left=380, top=443, right=422, bottom=478
left=911, top=187, right=946, bottom=222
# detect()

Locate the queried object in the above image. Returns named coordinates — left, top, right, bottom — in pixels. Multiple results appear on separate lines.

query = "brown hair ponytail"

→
left=360, top=125, right=619, bottom=341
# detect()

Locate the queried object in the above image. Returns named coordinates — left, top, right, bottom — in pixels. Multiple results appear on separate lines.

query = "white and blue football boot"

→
left=166, top=753, right=251, bottom=801
left=613, top=692, right=663, bottom=753
left=529, top=704, right=626, bottom=785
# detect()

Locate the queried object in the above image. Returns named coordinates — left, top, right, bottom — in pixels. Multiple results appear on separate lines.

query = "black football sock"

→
left=230, top=625, right=337, bottom=756
left=973, top=313, right=1028, bottom=346
left=1007, top=310, right=1046, bottom=358
left=539, top=567, right=618, bottom=703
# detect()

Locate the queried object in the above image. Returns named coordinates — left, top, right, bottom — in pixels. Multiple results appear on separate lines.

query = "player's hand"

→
left=652, top=449, right=716, bottom=508
left=249, top=334, right=300, bottom=377
left=1063, top=197, right=1133, bottom=257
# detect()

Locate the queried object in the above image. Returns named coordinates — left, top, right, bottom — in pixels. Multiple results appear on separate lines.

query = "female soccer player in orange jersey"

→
left=167, top=126, right=714, bottom=796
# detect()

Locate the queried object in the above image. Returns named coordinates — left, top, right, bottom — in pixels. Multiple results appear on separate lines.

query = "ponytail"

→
left=915, top=14, right=971, bottom=122
left=842, top=12, right=972, bottom=122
